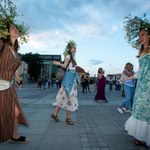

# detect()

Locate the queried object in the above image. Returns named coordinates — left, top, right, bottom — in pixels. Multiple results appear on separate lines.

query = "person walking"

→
left=108, top=76, right=113, bottom=91
left=85, top=74, right=91, bottom=93
left=0, top=22, right=29, bottom=143
left=81, top=74, right=87, bottom=93
left=124, top=14, right=150, bottom=146
left=94, top=67, right=107, bottom=102
left=117, top=63, right=135, bottom=114
left=51, top=40, right=80, bottom=125
left=115, top=75, right=121, bottom=91
left=37, top=77, right=42, bottom=89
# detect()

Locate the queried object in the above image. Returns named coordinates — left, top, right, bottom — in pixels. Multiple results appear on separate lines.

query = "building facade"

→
left=40, top=55, right=62, bottom=79
left=18, top=61, right=28, bottom=83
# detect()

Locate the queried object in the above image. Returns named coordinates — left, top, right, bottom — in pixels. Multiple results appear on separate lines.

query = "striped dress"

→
left=0, top=40, right=28, bottom=143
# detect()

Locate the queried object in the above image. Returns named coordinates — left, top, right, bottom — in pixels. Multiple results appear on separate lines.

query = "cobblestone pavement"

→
left=0, top=84, right=149, bottom=150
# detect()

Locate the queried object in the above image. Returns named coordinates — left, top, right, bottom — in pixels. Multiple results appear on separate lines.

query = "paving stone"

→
left=0, top=84, right=148, bottom=150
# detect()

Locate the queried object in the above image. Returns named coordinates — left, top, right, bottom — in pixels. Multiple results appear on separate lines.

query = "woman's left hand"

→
left=17, top=81, right=23, bottom=90
left=53, top=61, right=60, bottom=65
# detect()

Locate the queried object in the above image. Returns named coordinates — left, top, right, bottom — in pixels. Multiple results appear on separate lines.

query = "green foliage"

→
left=63, top=40, right=77, bottom=56
left=0, top=0, right=29, bottom=44
left=21, top=53, right=43, bottom=80
left=123, top=13, right=150, bottom=49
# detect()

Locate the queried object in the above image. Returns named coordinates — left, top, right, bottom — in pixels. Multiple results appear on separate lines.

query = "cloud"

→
left=12, top=0, right=149, bottom=77
left=89, top=59, right=103, bottom=66
left=75, top=23, right=102, bottom=38
left=26, top=30, right=71, bottom=49
left=142, top=2, right=150, bottom=11
left=16, top=0, right=144, bottom=42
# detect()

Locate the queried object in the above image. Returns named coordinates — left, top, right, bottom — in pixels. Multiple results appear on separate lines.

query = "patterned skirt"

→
left=55, top=79, right=78, bottom=112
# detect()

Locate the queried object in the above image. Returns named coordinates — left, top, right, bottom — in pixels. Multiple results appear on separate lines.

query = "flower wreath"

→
left=0, top=0, right=29, bottom=44
left=63, top=40, right=77, bottom=56
left=123, top=13, right=150, bottom=49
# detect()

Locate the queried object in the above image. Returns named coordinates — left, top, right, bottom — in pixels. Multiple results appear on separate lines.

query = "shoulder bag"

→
left=55, top=59, right=71, bottom=81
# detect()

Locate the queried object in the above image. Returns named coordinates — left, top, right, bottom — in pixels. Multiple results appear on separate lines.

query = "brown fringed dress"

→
left=0, top=40, right=28, bottom=143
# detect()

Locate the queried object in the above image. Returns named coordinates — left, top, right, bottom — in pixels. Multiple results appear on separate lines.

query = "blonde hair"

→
left=63, top=40, right=77, bottom=67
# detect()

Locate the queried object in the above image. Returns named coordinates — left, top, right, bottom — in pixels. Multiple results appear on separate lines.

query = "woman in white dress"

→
left=124, top=15, right=150, bottom=146
left=51, top=40, right=80, bottom=125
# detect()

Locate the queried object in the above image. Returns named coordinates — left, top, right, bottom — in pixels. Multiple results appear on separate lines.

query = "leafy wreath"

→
left=0, top=0, right=29, bottom=44
left=63, top=40, right=77, bottom=56
left=123, top=13, right=150, bottom=49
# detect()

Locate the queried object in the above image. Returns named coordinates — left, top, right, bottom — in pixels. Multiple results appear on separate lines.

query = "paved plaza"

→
left=0, top=83, right=149, bottom=150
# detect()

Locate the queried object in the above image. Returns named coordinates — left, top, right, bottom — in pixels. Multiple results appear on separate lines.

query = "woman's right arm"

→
left=123, top=70, right=133, bottom=77
left=53, top=57, right=69, bottom=69
left=123, top=76, right=134, bottom=81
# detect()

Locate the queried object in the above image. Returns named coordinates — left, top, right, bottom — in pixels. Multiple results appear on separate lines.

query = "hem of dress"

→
left=125, top=115, right=150, bottom=147
left=52, top=101, right=78, bottom=112
left=94, top=98, right=107, bottom=100
left=57, top=104, right=78, bottom=112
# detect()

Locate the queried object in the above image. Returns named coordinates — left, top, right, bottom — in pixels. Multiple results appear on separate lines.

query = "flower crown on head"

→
left=123, top=13, right=150, bottom=49
left=0, top=0, right=29, bottom=44
left=63, top=40, right=76, bottom=56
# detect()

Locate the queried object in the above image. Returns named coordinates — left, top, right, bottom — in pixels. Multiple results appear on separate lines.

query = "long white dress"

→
left=125, top=53, right=150, bottom=146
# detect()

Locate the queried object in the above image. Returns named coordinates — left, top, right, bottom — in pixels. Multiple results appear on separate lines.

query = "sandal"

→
left=51, top=113, right=60, bottom=122
left=11, top=136, right=30, bottom=144
left=134, top=139, right=145, bottom=146
left=66, top=118, right=74, bottom=125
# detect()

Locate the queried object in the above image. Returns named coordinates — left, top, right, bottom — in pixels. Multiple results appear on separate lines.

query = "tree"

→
left=21, top=53, right=43, bottom=81
left=0, top=0, right=29, bottom=43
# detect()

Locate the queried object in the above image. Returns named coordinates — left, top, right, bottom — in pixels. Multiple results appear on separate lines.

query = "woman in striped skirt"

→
left=0, top=24, right=29, bottom=143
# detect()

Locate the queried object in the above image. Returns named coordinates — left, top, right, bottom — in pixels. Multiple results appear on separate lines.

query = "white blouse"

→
left=66, top=55, right=76, bottom=70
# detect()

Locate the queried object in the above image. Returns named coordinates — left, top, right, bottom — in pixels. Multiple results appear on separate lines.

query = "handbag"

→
left=55, top=59, right=71, bottom=81
left=0, top=79, right=11, bottom=91
left=55, top=67, right=66, bottom=81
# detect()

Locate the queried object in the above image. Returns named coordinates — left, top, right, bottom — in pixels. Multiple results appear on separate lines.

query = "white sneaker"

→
left=125, top=109, right=132, bottom=113
left=122, top=107, right=126, bottom=111
left=117, top=108, right=123, bottom=114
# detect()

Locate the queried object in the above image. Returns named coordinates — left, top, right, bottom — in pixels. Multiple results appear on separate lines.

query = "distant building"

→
left=20, top=54, right=88, bottom=81
left=18, top=61, right=28, bottom=83
left=40, top=56, right=87, bottom=79
left=39, top=55, right=62, bottom=78
left=106, top=73, right=121, bottom=84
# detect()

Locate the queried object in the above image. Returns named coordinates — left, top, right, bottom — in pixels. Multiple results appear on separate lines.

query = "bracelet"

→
left=17, top=81, right=22, bottom=85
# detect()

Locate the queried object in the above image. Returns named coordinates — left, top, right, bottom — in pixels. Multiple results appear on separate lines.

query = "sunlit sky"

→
left=14, top=0, right=150, bottom=76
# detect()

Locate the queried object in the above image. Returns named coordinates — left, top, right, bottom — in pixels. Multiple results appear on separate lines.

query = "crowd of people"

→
left=0, top=7, right=150, bottom=148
